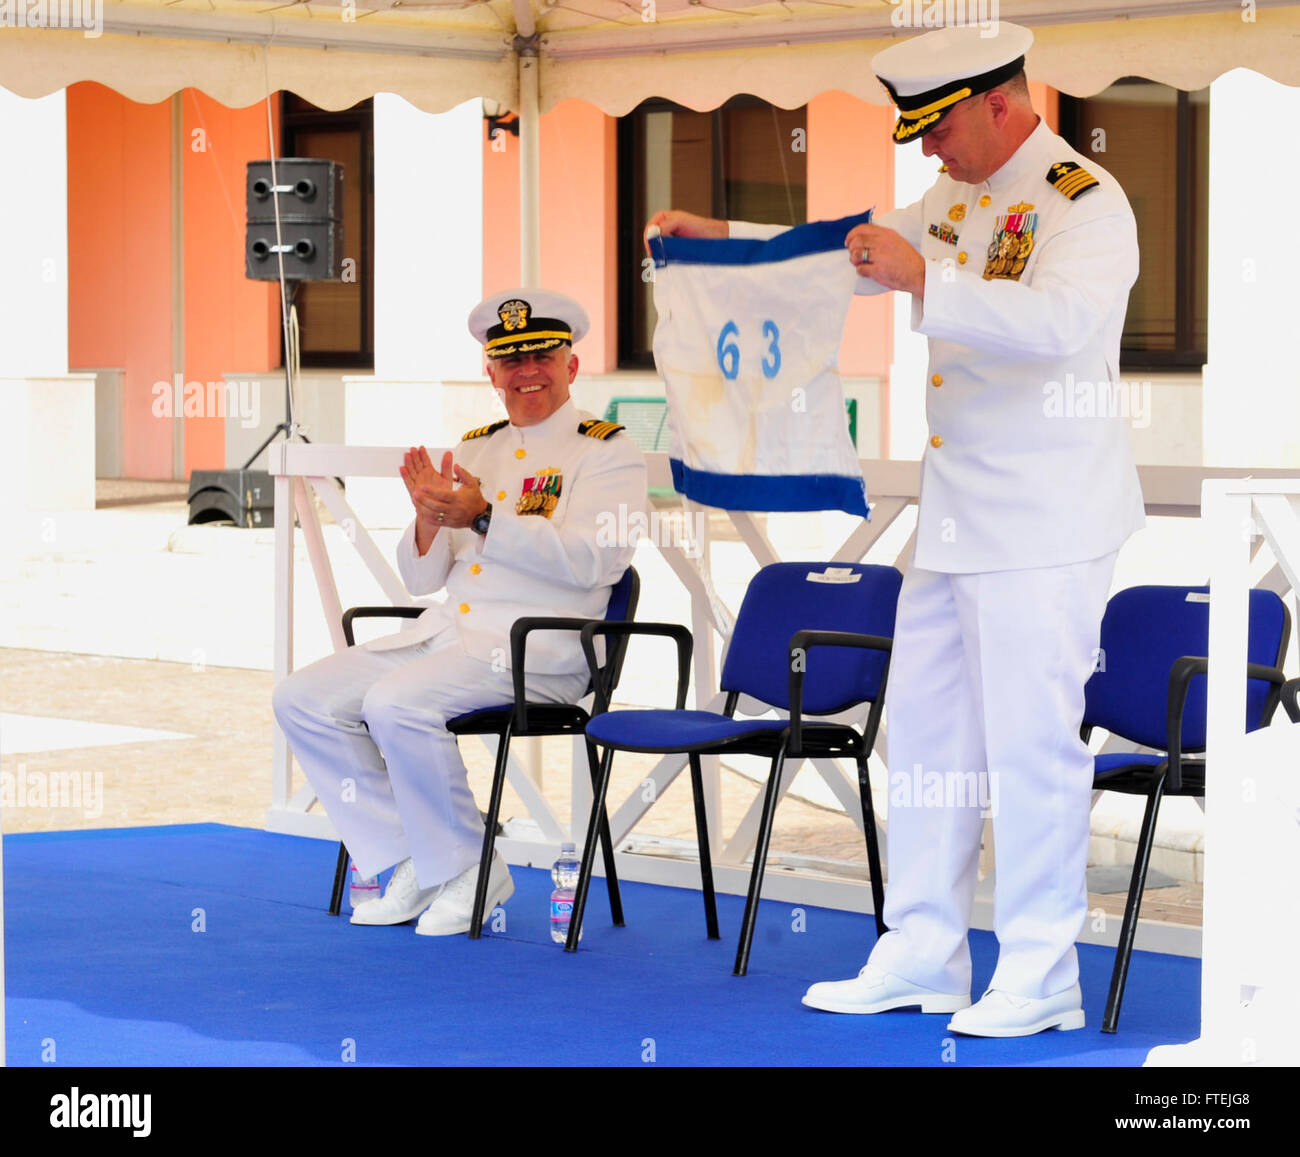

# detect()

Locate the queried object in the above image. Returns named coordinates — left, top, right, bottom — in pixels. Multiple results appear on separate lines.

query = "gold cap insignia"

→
left=498, top=299, right=530, bottom=332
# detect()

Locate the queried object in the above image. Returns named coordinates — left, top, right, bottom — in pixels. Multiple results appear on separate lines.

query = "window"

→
left=618, top=96, right=807, bottom=369
left=281, top=94, right=374, bottom=368
left=1059, top=79, right=1208, bottom=369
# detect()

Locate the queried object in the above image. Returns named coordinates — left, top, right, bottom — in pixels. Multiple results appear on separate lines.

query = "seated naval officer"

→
left=273, top=289, right=648, bottom=936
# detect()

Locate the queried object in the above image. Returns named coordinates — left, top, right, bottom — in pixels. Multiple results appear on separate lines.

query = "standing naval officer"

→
left=273, top=289, right=647, bottom=937
left=650, top=22, right=1142, bottom=1035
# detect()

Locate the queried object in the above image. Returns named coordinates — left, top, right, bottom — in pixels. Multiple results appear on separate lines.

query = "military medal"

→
left=983, top=203, right=1038, bottom=282
left=517, top=468, right=562, bottom=518
left=948, top=203, right=966, bottom=222
left=928, top=222, right=960, bottom=246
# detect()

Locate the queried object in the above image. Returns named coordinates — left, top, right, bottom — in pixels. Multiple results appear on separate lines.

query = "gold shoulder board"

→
left=1047, top=161, right=1099, bottom=201
left=577, top=420, right=625, bottom=440
left=461, top=419, right=510, bottom=441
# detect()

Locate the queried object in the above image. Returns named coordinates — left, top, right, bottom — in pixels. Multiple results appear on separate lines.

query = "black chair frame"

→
left=1087, top=607, right=1290, bottom=1033
left=329, top=576, right=640, bottom=938
left=1281, top=676, right=1300, bottom=724
left=570, top=621, right=891, bottom=976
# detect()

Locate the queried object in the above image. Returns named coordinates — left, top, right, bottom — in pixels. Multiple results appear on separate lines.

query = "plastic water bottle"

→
left=349, top=860, right=381, bottom=910
left=549, top=843, right=581, bottom=944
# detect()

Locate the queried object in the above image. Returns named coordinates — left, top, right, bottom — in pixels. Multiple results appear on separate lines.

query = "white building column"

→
left=1203, top=69, right=1300, bottom=468
left=0, top=86, right=95, bottom=513
left=345, top=95, right=488, bottom=527
left=888, top=143, right=936, bottom=461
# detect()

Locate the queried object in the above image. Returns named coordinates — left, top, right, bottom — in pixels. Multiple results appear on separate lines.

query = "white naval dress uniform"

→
left=732, top=118, right=1143, bottom=998
left=272, top=398, right=647, bottom=888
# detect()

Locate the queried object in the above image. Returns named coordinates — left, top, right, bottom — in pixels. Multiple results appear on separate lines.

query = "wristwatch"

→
left=471, top=502, right=493, bottom=536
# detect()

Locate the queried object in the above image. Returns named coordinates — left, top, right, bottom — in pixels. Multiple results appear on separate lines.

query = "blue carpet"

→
left=3, top=824, right=1199, bottom=1066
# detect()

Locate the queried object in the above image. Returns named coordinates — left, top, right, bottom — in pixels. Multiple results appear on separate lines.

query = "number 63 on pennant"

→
left=716, top=319, right=782, bottom=381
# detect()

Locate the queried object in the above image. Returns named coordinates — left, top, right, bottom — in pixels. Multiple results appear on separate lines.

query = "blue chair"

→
left=1083, top=584, right=1290, bottom=1032
left=330, top=567, right=641, bottom=937
left=572, top=561, right=902, bottom=975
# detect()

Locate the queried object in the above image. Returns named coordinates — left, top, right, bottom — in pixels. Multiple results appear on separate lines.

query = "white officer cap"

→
left=872, top=22, right=1034, bottom=144
left=468, top=288, right=591, bottom=360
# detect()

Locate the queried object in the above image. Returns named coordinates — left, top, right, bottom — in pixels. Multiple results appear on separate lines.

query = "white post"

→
left=518, top=54, right=541, bottom=289
left=372, top=94, right=484, bottom=384
left=0, top=86, right=68, bottom=380
left=359, top=95, right=487, bottom=525
left=0, top=86, right=95, bottom=514
left=271, top=458, right=295, bottom=813
left=1202, top=69, right=1300, bottom=468
left=888, top=144, right=936, bottom=461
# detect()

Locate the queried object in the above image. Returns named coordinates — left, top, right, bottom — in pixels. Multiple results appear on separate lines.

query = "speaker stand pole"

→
left=243, top=280, right=309, bottom=471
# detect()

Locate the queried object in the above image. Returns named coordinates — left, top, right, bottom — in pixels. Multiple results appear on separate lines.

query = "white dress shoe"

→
left=415, top=852, right=515, bottom=937
left=947, top=984, right=1085, bottom=1037
left=802, top=964, right=971, bottom=1015
left=349, top=858, right=438, bottom=926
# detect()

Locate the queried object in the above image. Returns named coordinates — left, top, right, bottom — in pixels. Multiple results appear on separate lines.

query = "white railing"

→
left=1147, top=479, right=1300, bottom=1067
left=269, top=442, right=1299, bottom=952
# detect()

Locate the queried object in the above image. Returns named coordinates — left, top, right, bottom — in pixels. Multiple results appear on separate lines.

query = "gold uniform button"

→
left=458, top=603, right=470, bottom=614
left=957, top=251, right=967, bottom=265
left=496, top=490, right=506, bottom=501
left=470, top=564, right=482, bottom=575
left=931, top=374, right=943, bottom=387
left=979, top=195, right=991, bottom=207
left=930, top=435, right=943, bottom=449
left=514, top=448, right=526, bottom=459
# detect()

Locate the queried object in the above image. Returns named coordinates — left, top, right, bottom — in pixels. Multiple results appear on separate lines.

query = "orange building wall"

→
left=1032, top=82, right=1059, bottom=131
left=68, top=86, right=281, bottom=478
left=483, top=101, right=618, bottom=373
left=67, top=83, right=174, bottom=480
left=181, top=92, right=281, bottom=474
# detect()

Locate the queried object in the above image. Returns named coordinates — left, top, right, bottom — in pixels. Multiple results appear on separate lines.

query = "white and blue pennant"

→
left=649, top=211, right=871, bottom=517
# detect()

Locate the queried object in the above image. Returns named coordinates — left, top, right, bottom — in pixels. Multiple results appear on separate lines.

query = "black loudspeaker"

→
left=188, top=469, right=275, bottom=527
left=245, top=159, right=345, bottom=281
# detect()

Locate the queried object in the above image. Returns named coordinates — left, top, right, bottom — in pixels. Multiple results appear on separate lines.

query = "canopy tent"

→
left=1, top=0, right=1299, bottom=116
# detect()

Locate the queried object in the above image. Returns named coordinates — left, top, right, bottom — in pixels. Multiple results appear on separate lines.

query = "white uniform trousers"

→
left=272, top=628, right=590, bottom=888
left=868, top=553, right=1116, bottom=999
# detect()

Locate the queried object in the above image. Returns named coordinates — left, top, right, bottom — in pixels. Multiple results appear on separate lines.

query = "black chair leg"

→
left=469, top=722, right=514, bottom=939
left=1102, top=771, right=1167, bottom=1033
left=688, top=753, right=720, bottom=940
left=586, top=738, right=625, bottom=927
left=329, top=842, right=350, bottom=916
left=856, top=751, right=887, bottom=939
left=568, top=744, right=617, bottom=952
left=734, top=743, right=789, bottom=977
